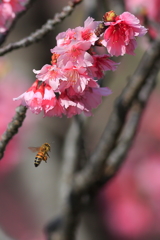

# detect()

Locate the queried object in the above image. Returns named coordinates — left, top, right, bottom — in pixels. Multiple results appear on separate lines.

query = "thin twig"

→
left=0, top=106, right=27, bottom=160
left=0, top=0, right=83, bottom=56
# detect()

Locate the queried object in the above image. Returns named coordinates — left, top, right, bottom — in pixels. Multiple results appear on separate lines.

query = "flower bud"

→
left=103, top=10, right=117, bottom=22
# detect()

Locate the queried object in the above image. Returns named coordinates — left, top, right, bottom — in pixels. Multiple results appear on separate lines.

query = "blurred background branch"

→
left=0, top=1, right=160, bottom=240
left=0, top=0, right=37, bottom=46
left=0, top=0, right=83, bottom=56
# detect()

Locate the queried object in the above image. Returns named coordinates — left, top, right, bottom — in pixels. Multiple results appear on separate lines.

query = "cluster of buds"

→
left=0, top=0, right=26, bottom=33
left=14, top=11, right=147, bottom=118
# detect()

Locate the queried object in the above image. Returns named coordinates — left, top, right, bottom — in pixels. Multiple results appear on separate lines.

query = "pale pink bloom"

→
left=33, top=64, right=66, bottom=91
left=81, top=86, right=112, bottom=116
left=42, top=84, right=56, bottom=113
left=102, top=11, right=147, bottom=56
left=13, top=80, right=44, bottom=114
left=13, top=80, right=38, bottom=105
left=44, top=97, right=65, bottom=117
left=44, top=84, right=112, bottom=118
left=65, top=84, right=112, bottom=117
left=14, top=82, right=112, bottom=118
left=24, top=85, right=44, bottom=114
left=75, top=17, right=100, bottom=45
left=44, top=92, right=84, bottom=118
left=0, top=3, right=15, bottom=33
left=88, top=54, right=119, bottom=79
left=52, top=41, right=93, bottom=68
left=58, top=61, right=92, bottom=93
left=56, top=17, right=100, bottom=47
left=65, top=101, right=85, bottom=118
left=56, top=28, right=77, bottom=46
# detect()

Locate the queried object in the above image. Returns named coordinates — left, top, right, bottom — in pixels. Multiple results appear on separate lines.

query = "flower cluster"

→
left=0, top=0, right=25, bottom=33
left=14, top=11, right=147, bottom=118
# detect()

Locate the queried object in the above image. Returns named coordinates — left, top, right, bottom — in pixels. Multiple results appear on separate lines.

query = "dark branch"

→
left=0, top=0, right=83, bottom=56
left=105, top=62, right=159, bottom=177
left=0, top=106, right=27, bottom=160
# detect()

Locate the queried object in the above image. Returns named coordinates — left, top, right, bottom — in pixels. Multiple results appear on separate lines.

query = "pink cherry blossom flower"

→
left=42, top=84, right=56, bottom=113
left=56, top=17, right=100, bottom=47
left=13, top=80, right=44, bottom=114
left=101, top=11, right=147, bottom=56
left=56, top=28, right=77, bottom=46
left=58, top=61, right=93, bottom=93
left=64, top=84, right=112, bottom=117
left=88, top=54, right=120, bottom=79
left=44, top=96, right=66, bottom=117
left=75, top=17, right=100, bottom=45
left=52, top=41, right=93, bottom=68
left=33, top=64, right=66, bottom=91
left=80, top=86, right=112, bottom=116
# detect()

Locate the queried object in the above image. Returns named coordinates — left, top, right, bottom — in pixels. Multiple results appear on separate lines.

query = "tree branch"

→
left=0, top=106, right=27, bottom=160
left=104, top=61, right=159, bottom=177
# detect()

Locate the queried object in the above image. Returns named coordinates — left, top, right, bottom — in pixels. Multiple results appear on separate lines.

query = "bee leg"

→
left=46, top=152, right=50, bottom=158
left=43, top=156, right=47, bottom=163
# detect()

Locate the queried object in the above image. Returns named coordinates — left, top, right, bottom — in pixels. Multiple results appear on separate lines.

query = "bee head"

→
left=44, top=143, right=51, bottom=151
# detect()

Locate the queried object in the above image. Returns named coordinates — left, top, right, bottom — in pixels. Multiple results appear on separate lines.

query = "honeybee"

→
left=28, top=143, right=51, bottom=167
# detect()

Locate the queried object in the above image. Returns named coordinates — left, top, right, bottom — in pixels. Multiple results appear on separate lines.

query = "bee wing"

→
left=28, top=147, right=41, bottom=152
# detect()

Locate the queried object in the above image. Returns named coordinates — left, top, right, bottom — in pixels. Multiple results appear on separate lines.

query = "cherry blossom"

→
left=52, top=41, right=93, bottom=68
left=14, top=11, right=147, bottom=118
left=75, top=17, right=100, bottom=44
left=102, top=11, right=147, bottom=56
left=88, top=54, right=119, bottom=79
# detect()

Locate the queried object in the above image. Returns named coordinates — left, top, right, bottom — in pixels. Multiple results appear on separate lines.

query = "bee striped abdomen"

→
left=34, top=153, right=44, bottom=167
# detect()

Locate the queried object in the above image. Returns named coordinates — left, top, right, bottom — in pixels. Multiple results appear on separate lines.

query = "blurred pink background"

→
left=0, top=1, right=160, bottom=240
